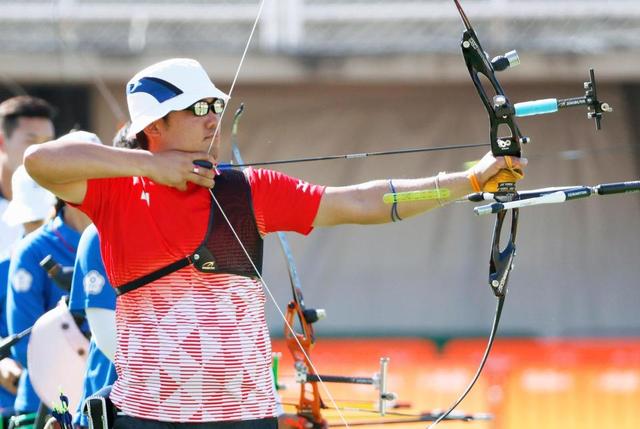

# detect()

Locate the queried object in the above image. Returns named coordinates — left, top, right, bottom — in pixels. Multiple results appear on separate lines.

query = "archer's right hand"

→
left=145, top=151, right=217, bottom=191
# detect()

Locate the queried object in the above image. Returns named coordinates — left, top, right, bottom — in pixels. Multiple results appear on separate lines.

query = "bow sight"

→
left=512, top=68, right=613, bottom=130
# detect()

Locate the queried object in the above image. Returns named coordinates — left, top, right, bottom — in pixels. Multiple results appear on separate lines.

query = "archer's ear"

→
left=143, top=121, right=161, bottom=137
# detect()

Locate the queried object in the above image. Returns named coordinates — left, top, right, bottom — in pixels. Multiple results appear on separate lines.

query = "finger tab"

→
left=193, top=159, right=214, bottom=169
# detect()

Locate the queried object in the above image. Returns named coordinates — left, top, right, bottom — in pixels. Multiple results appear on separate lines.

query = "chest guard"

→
left=115, top=169, right=263, bottom=296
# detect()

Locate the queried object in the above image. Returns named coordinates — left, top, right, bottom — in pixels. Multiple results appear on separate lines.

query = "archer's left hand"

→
left=467, top=152, right=528, bottom=192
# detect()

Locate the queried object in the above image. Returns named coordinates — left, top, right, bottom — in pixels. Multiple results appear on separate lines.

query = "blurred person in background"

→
left=1, top=165, right=57, bottom=236
left=24, top=58, right=526, bottom=429
left=0, top=165, right=56, bottom=428
left=6, top=132, right=95, bottom=417
left=68, top=222, right=118, bottom=429
left=68, top=124, right=137, bottom=429
left=0, top=97, right=55, bottom=259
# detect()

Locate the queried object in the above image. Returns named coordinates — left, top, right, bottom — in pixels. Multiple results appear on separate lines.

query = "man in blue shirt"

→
left=6, top=204, right=90, bottom=414
left=0, top=257, right=21, bottom=422
left=1, top=164, right=57, bottom=424
left=68, top=224, right=117, bottom=428
left=6, top=132, right=95, bottom=414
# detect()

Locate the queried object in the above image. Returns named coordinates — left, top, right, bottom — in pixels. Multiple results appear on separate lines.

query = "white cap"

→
left=126, top=58, right=229, bottom=136
left=2, top=165, right=56, bottom=226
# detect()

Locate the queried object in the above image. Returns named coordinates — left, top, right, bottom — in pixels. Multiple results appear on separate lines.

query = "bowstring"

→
left=205, top=1, right=263, bottom=155
left=206, top=1, right=350, bottom=427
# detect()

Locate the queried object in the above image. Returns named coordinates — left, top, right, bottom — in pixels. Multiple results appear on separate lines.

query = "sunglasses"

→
left=185, top=99, right=225, bottom=116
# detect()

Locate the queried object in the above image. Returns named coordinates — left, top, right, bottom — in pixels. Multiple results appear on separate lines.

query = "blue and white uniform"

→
left=68, top=225, right=117, bottom=427
left=6, top=213, right=80, bottom=413
left=0, top=256, right=17, bottom=417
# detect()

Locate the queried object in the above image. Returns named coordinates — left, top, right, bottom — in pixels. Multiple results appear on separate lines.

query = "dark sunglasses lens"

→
left=213, top=99, right=225, bottom=114
left=192, top=101, right=209, bottom=116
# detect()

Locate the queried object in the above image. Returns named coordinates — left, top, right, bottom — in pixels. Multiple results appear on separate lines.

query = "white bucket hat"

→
left=126, top=58, right=229, bottom=136
left=2, top=165, right=56, bottom=226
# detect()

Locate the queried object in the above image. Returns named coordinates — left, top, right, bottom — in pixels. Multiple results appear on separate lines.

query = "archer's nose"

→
left=205, top=110, right=220, bottom=130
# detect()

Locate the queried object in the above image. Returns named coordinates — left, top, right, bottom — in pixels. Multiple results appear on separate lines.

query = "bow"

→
left=453, top=0, right=524, bottom=298
left=425, top=2, right=612, bottom=426
left=422, top=4, right=526, bottom=425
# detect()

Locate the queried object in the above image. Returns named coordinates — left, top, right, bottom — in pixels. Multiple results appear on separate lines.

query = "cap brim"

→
left=128, top=85, right=230, bottom=138
left=3, top=202, right=28, bottom=226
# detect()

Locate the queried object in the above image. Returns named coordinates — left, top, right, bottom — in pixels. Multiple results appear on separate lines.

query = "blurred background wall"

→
left=1, top=0, right=639, bottom=339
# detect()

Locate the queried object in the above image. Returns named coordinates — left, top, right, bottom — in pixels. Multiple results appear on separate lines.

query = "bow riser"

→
left=426, top=2, right=524, bottom=427
left=460, top=31, right=525, bottom=159
left=455, top=5, right=521, bottom=295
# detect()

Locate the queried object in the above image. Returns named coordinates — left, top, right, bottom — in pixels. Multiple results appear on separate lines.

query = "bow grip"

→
left=483, top=168, right=524, bottom=193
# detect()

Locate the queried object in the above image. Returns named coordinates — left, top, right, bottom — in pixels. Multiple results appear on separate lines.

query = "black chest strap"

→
left=115, top=169, right=263, bottom=297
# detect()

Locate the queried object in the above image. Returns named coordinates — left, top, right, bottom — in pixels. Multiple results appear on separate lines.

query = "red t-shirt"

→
left=75, top=168, right=324, bottom=422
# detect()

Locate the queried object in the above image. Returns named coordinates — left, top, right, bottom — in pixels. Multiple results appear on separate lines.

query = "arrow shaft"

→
left=219, top=142, right=489, bottom=169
